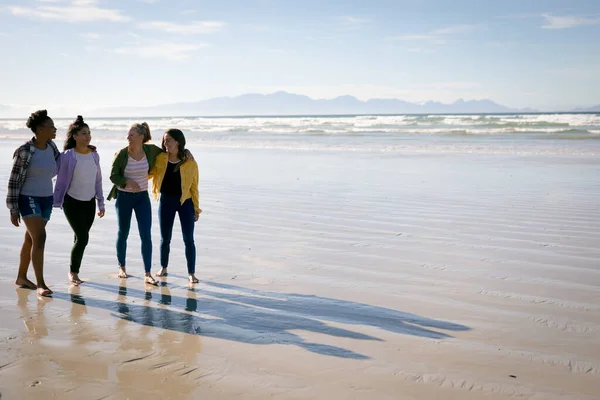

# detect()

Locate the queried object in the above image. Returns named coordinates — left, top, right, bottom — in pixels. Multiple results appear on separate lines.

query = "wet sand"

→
left=0, top=144, right=599, bottom=399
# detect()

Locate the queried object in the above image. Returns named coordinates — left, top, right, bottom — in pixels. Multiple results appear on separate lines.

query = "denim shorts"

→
left=19, top=195, right=53, bottom=221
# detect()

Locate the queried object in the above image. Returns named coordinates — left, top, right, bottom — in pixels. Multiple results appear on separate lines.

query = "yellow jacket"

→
left=150, top=153, right=202, bottom=214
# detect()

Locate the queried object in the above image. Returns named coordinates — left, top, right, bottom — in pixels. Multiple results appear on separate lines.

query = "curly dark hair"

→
left=25, top=109, right=51, bottom=134
left=162, top=128, right=187, bottom=162
left=64, top=115, right=89, bottom=150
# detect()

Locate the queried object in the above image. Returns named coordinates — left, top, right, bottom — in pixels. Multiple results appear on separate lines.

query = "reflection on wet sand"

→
left=5, top=279, right=471, bottom=399
left=17, top=289, right=51, bottom=338
left=7, top=283, right=206, bottom=399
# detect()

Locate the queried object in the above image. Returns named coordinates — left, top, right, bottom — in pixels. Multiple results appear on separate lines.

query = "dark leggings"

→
left=159, top=195, right=196, bottom=274
left=63, top=194, right=96, bottom=274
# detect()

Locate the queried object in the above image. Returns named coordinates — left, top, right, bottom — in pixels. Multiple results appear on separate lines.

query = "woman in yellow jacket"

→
left=150, top=129, right=202, bottom=283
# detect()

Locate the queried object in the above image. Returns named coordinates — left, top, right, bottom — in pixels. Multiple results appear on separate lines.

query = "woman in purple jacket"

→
left=53, top=116, right=105, bottom=285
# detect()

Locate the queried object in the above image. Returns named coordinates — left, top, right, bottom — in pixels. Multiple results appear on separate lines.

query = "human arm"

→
left=110, top=149, right=141, bottom=193
left=109, top=149, right=127, bottom=188
left=7, top=148, right=24, bottom=226
left=95, top=153, right=105, bottom=216
left=53, top=152, right=71, bottom=208
left=190, top=161, right=202, bottom=221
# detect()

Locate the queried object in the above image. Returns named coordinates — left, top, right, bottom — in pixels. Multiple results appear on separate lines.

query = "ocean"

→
left=1, top=113, right=599, bottom=156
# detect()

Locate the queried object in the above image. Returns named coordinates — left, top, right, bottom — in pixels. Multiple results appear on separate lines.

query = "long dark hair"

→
left=64, top=115, right=89, bottom=150
left=162, top=128, right=187, bottom=162
left=26, top=109, right=51, bottom=134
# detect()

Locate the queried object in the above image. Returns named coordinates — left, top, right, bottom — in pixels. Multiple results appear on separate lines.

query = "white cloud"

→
left=407, top=47, right=434, bottom=53
left=37, top=0, right=99, bottom=3
left=416, top=81, right=481, bottom=90
left=114, top=42, right=208, bottom=60
left=247, top=24, right=270, bottom=31
left=9, top=1, right=130, bottom=22
left=541, top=14, right=600, bottom=29
left=72, top=0, right=99, bottom=5
left=391, top=24, right=478, bottom=41
left=137, top=20, right=226, bottom=35
left=337, top=16, right=370, bottom=31
left=339, top=16, right=369, bottom=24
left=497, top=12, right=539, bottom=20
left=81, top=32, right=102, bottom=40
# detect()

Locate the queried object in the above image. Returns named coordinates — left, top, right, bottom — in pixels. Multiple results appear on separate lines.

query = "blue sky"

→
left=0, top=0, right=599, bottom=111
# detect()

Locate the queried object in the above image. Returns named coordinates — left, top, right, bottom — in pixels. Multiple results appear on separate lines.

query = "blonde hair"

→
left=131, top=122, right=151, bottom=143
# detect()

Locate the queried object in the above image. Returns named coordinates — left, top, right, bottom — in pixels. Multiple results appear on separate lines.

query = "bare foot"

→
left=155, top=267, right=168, bottom=277
left=69, top=272, right=83, bottom=285
left=37, top=286, right=53, bottom=297
left=117, top=267, right=128, bottom=279
left=188, top=274, right=199, bottom=284
left=144, top=275, right=158, bottom=286
left=15, top=277, right=36, bottom=290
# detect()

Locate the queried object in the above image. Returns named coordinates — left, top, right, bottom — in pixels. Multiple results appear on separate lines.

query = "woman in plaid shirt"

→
left=7, top=110, right=59, bottom=297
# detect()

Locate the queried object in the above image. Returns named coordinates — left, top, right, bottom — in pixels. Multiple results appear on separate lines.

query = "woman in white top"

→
left=53, top=116, right=105, bottom=285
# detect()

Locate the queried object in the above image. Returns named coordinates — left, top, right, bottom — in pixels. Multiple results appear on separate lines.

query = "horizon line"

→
left=1, top=111, right=599, bottom=120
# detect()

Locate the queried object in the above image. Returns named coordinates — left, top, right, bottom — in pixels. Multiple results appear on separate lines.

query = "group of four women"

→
left=6, top=110, right=201, bottom=297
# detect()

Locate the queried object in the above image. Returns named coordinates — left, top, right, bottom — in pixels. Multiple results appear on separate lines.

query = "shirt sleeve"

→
left=6, top=148, right=25, bottom=216
left=190, top=161, right=202, bottom=215
left=109, top=149, right=127, bottom=188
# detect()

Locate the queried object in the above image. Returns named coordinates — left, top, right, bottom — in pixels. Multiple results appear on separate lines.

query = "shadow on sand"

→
left=52, top=280, right=470, bottom=360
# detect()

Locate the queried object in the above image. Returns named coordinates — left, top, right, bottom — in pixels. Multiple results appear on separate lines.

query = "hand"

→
left=98, top=209, right=105, bottom=218
left=126, top=179, right=141, bottom=192
left=194, top=212, right=200, bottom=222
left=10, top=214, right=20, bottom=227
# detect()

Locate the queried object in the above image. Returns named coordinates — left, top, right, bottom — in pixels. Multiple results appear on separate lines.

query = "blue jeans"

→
left=115, top=191, right=152, bottom=273
left=159, top=195, right=196, bottom=274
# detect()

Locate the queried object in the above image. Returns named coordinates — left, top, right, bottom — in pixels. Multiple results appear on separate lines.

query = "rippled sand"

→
left=0, top=143, right=599, bottom=399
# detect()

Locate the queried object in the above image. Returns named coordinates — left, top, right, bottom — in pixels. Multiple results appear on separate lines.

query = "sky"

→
left=0, top=0, right=599, bottom=111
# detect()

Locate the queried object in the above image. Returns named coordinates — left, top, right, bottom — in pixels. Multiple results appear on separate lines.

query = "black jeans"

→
left=159, top=195, right=196, bottom=274
left=63, top=194, right=96, bottom=273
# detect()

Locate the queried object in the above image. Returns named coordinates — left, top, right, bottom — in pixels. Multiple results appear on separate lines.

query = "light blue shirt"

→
left=20, top=146, right=56, bottom=197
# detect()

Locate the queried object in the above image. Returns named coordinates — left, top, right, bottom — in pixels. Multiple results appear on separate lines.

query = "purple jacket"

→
left=53, top=149, right=105, bottom=211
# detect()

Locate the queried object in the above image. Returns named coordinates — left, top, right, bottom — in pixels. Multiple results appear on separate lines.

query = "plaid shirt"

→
left=6, top=138, right=60, bottom=216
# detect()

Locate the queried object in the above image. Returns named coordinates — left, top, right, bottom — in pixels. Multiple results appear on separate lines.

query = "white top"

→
left=118, top=155, right=149, bottom=192
left=67, top=152, right=98, bottom=201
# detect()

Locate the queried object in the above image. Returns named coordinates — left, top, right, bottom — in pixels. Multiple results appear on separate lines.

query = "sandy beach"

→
left=0, top=137, right=599, bottom=399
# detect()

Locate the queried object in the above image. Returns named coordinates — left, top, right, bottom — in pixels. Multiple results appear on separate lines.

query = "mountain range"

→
left=572, top=104, right=600, bottom=112
left=0, top=91, right=598, bottom=118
